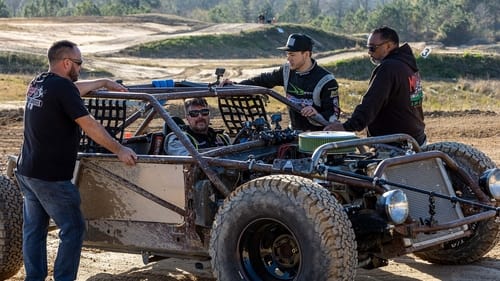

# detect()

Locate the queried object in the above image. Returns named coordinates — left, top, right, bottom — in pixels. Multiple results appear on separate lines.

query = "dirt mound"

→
left=425, top=109, right=497, bottom=117
left=0, top=108, right=23, bottom=126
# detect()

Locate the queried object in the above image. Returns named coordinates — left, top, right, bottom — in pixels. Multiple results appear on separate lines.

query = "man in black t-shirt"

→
left=16, top=40, right=137, bottom=281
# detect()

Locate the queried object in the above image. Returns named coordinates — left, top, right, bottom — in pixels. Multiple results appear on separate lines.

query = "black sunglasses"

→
left=366, top=41, right=389, bottom=52
left=188, top=108, right=210, bottom=117
left=65, top=58, right=83, bottom=66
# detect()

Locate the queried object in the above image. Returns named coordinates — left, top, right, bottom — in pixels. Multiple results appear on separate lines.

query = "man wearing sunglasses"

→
left=165, top=97, right=230, bottom=155
left=223, top=33, right=340, bottom=131
left=324, top=26, right=427, bottom=146
left=15, top=40, right=137, bottom=281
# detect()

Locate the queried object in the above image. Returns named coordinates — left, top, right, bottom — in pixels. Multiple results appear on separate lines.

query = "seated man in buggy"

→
left=164, top=97, right=230, bottom=155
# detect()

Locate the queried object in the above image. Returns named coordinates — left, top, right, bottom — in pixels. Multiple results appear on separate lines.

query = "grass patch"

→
left=0, top=52, right=46, bottom=75
left=330, top=78, right=500, bottom=113
left=0, top=70, right=115, bottom=102
left=324, top=53, right=500, bottom=81
left=0, top=52, right=112, bottom=79
left=320, top=52, right=500, bottom=113
left=422, top=79, right=500, bottom=111
left=325, top=57, right=373, bottom=80
left=0, top=74, right=32, bottom=101
left=0, top=52, right=114, bottom=102
left=1, top=33, right=498, bottom=113
left=416, top=53, right=500, bottom=80
left=117, top=23, right=364, bottom=59
left=2, top=73, right=498, bottom=113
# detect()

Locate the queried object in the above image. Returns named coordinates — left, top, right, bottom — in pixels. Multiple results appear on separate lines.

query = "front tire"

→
left=414, top=142, right=500, bottom=264
left=209, top=175, right=357, bottom=281
left=0, top=175, right=23, bottom=279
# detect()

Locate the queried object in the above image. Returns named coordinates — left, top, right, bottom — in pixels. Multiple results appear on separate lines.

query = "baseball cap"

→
left=278, top=33, right=313, bottom=52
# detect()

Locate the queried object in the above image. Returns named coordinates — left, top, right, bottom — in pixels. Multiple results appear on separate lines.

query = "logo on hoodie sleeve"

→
left=408, top=72, right=423, bottom=107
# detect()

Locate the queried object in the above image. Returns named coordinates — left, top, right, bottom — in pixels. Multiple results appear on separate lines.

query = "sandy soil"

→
left=1, top=110, right=499, bottom=281
left=1, top=16, right=499, bottom=281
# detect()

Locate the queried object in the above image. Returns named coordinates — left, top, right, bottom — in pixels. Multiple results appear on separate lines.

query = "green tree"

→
left=208, top=0, right=250, bottom=23
left=463, top=0, right=499, bottom=42
left=419, top=0, right=474, bottom=44
left=310, top=15, right=336, bottom=32
left=164, top=0, right=215, bottom=16
left=7, top=0, right=499, bottom=45
left=231, top=0, right=250, bottom=22
left=22, top=0, right=65, bottom=17
left=435, top=5, right=472, bottom=44
left=248, top=0, right=274, bottom=23
left=341, top=7, right=369, bottom=34
left=366, top=0, right=416, bottom=41
left=208, top=5, right=231, bottom=23
left=74, top=0, right=101, bottom=16
left=309, top=0, right=321, bottom=19
left=294, top=0, right=319, bottom=21
left=100, top=0, right=159, bottom=16
left=0, top=0, right=10, bottom=17
left=280, top=0, right=299, bottom=23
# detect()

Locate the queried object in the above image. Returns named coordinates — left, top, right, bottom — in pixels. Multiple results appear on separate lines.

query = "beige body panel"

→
left=76, top=159, right=186, bottom=224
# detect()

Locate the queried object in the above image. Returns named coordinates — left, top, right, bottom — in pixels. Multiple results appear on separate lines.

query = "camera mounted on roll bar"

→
left=208, top=68, right=226, bottom=88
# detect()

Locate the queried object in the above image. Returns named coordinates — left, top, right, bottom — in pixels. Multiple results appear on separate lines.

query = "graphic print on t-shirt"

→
left=26, top=84, right=44, bottom=110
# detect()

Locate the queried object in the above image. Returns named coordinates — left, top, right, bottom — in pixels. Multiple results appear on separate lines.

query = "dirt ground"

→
left=1, top=109, right=499, bottom=281
left=1, top=16, right=499, bottom=281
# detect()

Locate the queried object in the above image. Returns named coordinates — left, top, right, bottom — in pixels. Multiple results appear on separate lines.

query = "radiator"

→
left=381, top=158, right=468, bottom=248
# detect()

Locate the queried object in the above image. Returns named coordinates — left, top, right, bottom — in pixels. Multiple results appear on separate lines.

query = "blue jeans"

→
left=16, top=173, right=86, bottom=281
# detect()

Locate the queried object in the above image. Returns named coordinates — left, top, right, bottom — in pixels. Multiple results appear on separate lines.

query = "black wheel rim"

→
left=238, top=218, right=300, bottom=281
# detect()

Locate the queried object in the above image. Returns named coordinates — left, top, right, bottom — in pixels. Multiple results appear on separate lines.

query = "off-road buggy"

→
left=1, top=70, right=499, bottom=280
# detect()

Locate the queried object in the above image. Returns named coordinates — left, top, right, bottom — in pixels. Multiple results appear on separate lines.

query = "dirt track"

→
left=2, top=108, right=499, bottom=281
left=1, top=16, right=499, bottom=281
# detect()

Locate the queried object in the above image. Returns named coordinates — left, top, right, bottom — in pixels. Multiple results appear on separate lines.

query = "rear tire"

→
left=209, top=175, right=357, bottom=281
left=0, top=175, right=23, bottom=279
left=414, top=142, right=499, bottom=264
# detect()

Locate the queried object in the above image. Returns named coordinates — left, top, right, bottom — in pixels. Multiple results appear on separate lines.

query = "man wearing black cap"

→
left=234, top=33, right=340, bottom=131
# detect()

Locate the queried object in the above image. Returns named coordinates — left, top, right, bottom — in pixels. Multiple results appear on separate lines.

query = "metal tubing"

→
left=95, top=86, right=328, bottom=126
left=311, top=134, right=421, bottom=168
left=200, top=140, right=267, bottom=157
left=411, top=210, right=497, bottom=233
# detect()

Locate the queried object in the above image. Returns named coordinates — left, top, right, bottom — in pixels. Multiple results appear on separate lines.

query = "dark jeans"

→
left=16, top=173, right=85, bottom=281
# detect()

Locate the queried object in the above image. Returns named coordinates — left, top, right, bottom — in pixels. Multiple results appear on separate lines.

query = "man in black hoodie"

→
left=325, top=26, right=427, bottom=145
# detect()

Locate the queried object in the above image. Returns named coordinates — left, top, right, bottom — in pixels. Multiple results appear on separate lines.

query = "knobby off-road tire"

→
left=209, top=175, right=357, bottom=281
left=414, top=142, right=500, bottom=264
left=0, top=175, right=23, bottom=279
